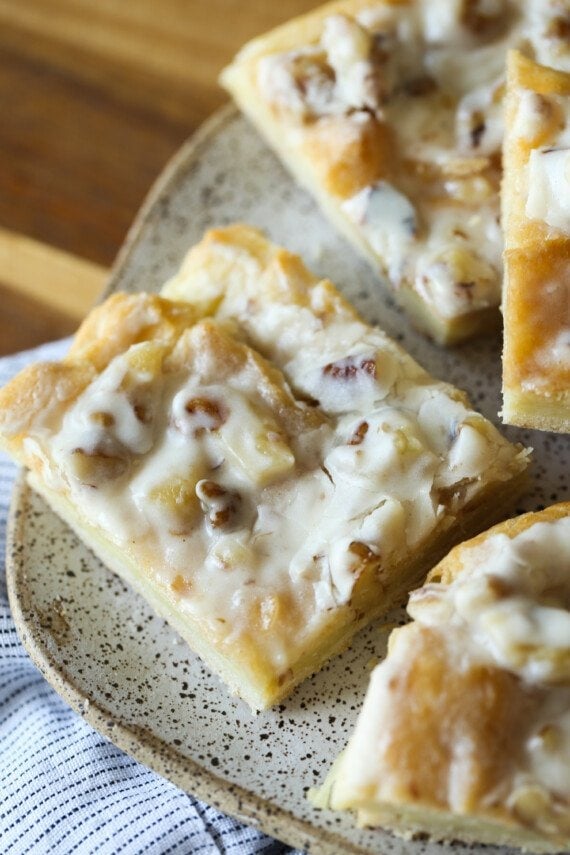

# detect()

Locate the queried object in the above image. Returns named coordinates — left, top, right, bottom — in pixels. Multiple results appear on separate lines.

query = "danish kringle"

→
left=0, top=227, right=529, bottom=710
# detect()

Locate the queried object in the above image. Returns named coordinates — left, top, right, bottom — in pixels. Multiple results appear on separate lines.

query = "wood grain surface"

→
left=0, top=0, right=316, bottom=355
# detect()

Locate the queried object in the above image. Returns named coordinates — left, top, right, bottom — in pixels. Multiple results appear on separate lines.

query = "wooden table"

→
left=0, top=0, right=316, bottom=355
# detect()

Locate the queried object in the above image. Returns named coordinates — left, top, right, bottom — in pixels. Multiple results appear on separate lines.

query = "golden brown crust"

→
left=502, top=51, right=570, bottom=251
left=69, top=292, right=200, bottom=370
left=0, top=293, right=202, bottom=457
left=502, top=51, right=570, bottom=430
left=0, top=362, right=95, bottom=459
left=503, top=242, right=570, bottom=393
left=165, top=223, right=365, bottom=327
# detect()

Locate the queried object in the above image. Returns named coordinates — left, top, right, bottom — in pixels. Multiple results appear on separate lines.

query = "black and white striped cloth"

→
left=0, top=340, right=302, bottom=855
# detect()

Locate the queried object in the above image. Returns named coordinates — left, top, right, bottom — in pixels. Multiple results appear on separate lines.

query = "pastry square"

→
left=163, top=224, right=529, bottom=671
left=313, top=503, right=570, bottom=852
left=1, top=230, right=528, bottom=711
left=502, top=50, right=570, bottom=433
left=220, top=0, right=564, bottom=344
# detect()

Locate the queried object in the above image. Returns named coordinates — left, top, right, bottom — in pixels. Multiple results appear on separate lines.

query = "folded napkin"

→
left=0, top=340, right=303, bottom=855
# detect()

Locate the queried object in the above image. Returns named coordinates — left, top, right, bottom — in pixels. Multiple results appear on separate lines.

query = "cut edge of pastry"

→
left=312, top=774, right=568, bottom=854
left=502, top=387, right=570, bottom=433
left=501, top=50, right=570, bottom=432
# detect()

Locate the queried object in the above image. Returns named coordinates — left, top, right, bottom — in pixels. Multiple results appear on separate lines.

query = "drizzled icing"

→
left=512, top=70, right=570, bottom=236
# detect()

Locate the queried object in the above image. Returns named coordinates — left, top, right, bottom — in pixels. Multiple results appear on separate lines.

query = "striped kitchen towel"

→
left=0, top=339, right=302, bottom=855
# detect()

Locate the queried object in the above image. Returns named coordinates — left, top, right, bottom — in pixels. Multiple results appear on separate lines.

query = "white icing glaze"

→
left=26, top=282, right=526, bottom=675
left=522, top=696, right=570, bottom=797
left=342, top=182, right=417, bottom=283
left=513, top=89, right=556, bottom=141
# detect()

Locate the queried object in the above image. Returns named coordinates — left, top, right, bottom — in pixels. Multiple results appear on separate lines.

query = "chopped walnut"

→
left=348, top=541, right=377, bottom=565
left=323, top=355, right=377, bottom=380
left=90, top=411, right=115, bottom=428
left=132, top=400, right=153, bottom=425
left=403, top=75, right=438, bottom=98
left=196, top=480, right=242, bottom=530
left=69, top=447, right=128, bottom=486
left=181, top=397, right=226, bottom=436
left=470, top=112, right=487, bottom=148
left=461, top=0, right=512, bottom=38
left=545, top=13, right=570, bottom=42
left=348, top=420, right=369, bottom=445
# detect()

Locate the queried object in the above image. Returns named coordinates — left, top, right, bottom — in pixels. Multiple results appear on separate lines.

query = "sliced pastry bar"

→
left=221, top=0, right=566, bottom=343
left=502, top=50, right=570, bottom=432
left=0, top=229, right=529, bottom=712
left=164, top=223, right=530, bottom=660
left=313, top=503, right=570, bottom=853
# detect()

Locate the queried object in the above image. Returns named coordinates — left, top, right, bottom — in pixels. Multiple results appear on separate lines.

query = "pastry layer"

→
left=221, top=0, right=570, bottom=343
left=314, top=503, right=570, bottom=852
left=502, top=50, right=570, bottom=432
left=1, top=229, right=529, bottom=710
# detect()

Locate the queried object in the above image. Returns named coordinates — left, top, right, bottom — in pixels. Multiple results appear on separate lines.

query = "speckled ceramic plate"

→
left=7, top=106, right=570, bottom=855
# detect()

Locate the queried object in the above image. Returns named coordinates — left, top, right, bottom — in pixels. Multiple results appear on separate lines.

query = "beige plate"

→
left=6, top=105, right=568, bottom=855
